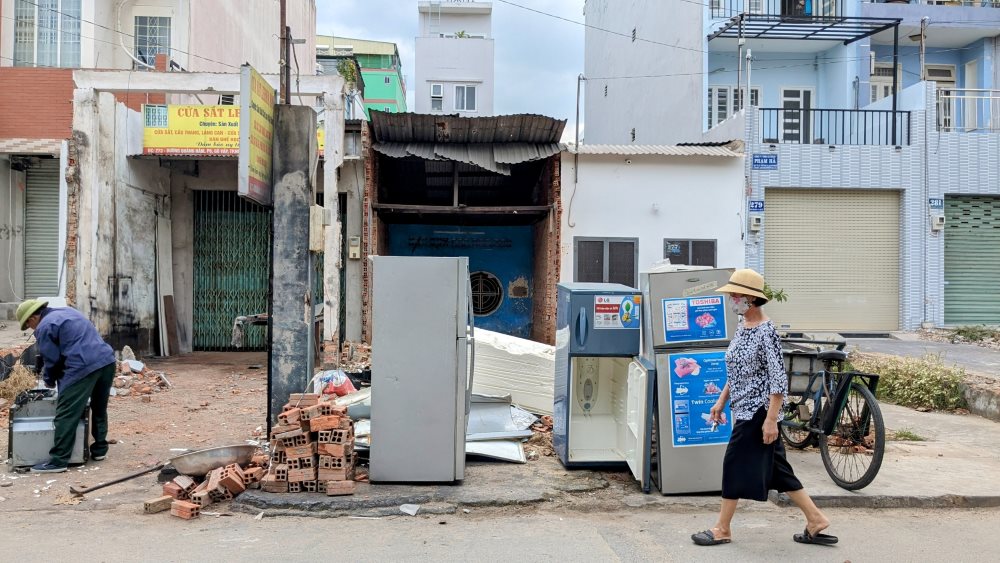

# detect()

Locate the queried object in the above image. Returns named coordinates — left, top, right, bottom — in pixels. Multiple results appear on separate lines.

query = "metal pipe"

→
left=892, top=24, right=899, bottom=146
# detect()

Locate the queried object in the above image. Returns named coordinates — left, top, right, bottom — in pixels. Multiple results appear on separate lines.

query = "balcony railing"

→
left=871, top=0, right=1000, bottom=6
left=937, top=89, right=1000, bottom=132
left=759, top=108, right=911, bottom=145
left=711, top=0, right=843, bottom=19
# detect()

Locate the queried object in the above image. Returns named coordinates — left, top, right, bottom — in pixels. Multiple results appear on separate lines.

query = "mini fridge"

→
left=370, top=256, right=474, bottom=482
left=637, top=265, right=737, bottom=494
left=553, top=283, right=654, bottom=491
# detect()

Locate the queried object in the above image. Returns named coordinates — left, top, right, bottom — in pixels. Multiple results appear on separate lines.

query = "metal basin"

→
left=170, top=444, right=258, bottom=476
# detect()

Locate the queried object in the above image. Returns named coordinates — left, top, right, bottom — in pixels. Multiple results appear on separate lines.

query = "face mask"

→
left=730, top=296, right=751, bottom=315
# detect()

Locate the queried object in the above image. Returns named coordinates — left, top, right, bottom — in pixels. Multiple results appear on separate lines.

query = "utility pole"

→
left=280, top=0, right=288, bottom=104
left=919, top=17, right=928, bottom=81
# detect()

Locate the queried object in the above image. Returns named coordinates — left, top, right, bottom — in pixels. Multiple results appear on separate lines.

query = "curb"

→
left=769, top=491, right=1000, bottom=509
left=961, top=382, right=1000, bottom=422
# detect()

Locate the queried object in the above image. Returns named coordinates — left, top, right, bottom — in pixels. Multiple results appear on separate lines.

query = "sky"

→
left=316, top=0, right=586, bottom=141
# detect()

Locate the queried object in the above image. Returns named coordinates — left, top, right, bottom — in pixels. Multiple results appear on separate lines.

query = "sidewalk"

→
left=848, top=335, right=1000, bottom=421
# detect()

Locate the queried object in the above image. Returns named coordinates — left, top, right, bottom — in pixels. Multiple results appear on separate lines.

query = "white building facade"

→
left=559, top=145, right=747, bottom=288
left=414, top=1, right=495, bottom=115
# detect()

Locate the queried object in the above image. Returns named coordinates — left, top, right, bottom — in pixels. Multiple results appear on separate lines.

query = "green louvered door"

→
left=193, top=191, right=271, bottom=350
left=24, top=159, right=61, bottom=298
left=945, top=196, right=1000, bottom=325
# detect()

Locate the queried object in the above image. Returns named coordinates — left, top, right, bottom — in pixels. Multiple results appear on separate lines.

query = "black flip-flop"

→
left=691, top=529, right=731, bottom=546
left=793, top=528, right=838, bottom=545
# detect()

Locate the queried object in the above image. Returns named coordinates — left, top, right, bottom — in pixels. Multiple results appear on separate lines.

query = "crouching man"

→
left=16, top=299, right=117, bottom=473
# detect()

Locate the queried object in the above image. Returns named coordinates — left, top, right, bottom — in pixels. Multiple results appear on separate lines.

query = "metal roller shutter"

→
left=944, top=196, right=1000, bottom=325
left=193, top=191, right=271, bottom=350
left=764, top=188, right=900, bottom=331
left=23, top=159, right=61, bottom=298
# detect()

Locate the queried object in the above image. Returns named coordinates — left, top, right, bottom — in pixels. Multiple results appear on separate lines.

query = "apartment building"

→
left=584, top=0, right=1000, bottom=330
left=414, top=0, right=494, bottom=115
left=317, top=35, right=406, bottom=116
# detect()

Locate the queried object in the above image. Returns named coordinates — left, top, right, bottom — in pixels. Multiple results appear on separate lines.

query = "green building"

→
left=316, top=36, right=407, bottom=116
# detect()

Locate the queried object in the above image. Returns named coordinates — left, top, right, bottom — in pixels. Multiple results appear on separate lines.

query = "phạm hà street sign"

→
left=142, top=105, right=240, bottom=156
left=239, top=64, right=276, bottom=206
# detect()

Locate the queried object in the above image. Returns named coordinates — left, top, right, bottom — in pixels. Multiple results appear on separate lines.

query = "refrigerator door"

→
left=624, top=358, right=653, bottom=492
left=642, top=268, right=736, bottom=350
left=371, top=256, right=462, bottom=482
left=454, top=336, right=469, bottom=480
left=557, top=283, right=641, bottom=356
left=655, top=348, right=732, bottom=494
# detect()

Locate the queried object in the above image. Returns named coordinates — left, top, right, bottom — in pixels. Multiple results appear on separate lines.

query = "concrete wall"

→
left=72, top=90, right=169, bottom=353
left=558, top=151, right=747, bottom=282
left=418, top=2, right=492, bottom=37
left=583, top=0, right=704, bottom=144
left=0, top=157, right=25, bottom=304
left=339, top=157, right=365, bottom=342
left=414, top=37, right=494, bottom=114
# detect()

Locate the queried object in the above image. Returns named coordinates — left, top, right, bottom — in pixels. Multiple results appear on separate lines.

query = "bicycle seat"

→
left=817, top=349, right=848, bottom=362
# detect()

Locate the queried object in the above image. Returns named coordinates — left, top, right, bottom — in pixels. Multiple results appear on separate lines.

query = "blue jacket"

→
left=35, top=307, right=116, bottom=391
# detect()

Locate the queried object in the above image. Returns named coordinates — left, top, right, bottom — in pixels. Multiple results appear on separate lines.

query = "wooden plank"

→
left=156, top=217, right=175, bottom=355
left=163, top=295, right=180, bottom=358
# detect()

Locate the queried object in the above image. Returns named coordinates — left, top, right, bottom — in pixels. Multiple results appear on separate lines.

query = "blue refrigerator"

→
left=553, top=283, right=654, bottom=492
left=637, top=265, right=738, bottom=494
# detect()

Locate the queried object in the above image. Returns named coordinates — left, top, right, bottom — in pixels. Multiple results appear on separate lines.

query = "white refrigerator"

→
left=370, top=256, right=474, bottom=482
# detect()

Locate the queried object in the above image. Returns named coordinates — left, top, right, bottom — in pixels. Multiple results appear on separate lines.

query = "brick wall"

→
left=530, top=157, right=561, bottom=345
left=360, top=122, right=376, bottom=343
left=0, top=68, right=75, bottom=140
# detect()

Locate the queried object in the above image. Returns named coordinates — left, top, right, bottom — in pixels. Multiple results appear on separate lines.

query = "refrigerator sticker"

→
left=661, top=296, right=728, bottom=343
left=593, top=295, right=641, bottom=329
left=667, top=351, right=733, bottom=447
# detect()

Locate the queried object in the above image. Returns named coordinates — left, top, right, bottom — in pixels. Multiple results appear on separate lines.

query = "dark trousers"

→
left=50, top=363, right=116, bottom=466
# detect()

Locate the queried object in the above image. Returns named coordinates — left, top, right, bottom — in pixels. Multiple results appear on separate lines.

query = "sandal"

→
left=793, top=527, right=838, bottom=545
left=691, top=529, right=731, bottom=546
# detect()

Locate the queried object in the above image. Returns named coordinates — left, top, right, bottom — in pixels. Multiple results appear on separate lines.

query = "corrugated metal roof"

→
left=563, top=143, right=743, bottom=157
left=317, top=36, right=399, bottom=57
left=372, top=141, right=561, bottom=176
left=370, top=111, right=566, bottom=144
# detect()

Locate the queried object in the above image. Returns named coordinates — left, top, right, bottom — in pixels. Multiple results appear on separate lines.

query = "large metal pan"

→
left=69, top=444, right=258, bottom=496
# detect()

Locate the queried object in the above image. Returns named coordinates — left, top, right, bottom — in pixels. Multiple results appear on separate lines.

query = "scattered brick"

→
left=287, top=456, right=315, bottom=470
left=170, top=500, right=200, bottom=520
left=190, top=490, right=212, bottom=508
left=280, top=433, right=310, bottom=449
left=325, top=480, right=356, bottom=496
left=318, top=467, right=353, bottom=482
left=288, top=393, right=320, bottom=406
left=251, top=454, right=268, bottom=466
left=318, top=454, right=352, bottom=470
left=271, top=463, right=288, bottom=482
left=143, top=495, right=174, bottom=514
left=271, top=449, right=287, bottom=464
left=243, top=467, right=265, bottom=485
left=284, top=442, right=317, bottom=459
left=173, top=475, right=198, bottom=495
left=277, top=408, right=302, bottom=426
left=261, top=475, right=288, bottom=493
left=269, top=424, right=299, bottom=439
left=309, top=415, right=349, bottom=432
left=302, top=480, right=318, bottom=493
left=287, top=481, right=302, bottom=493
left=318, top=428, right=353, bottom=444
left=288, top=467, right=318, bottom=483
left=162, top=481, right=185, bottom=500
left=318, top=440, right=353, bottom=457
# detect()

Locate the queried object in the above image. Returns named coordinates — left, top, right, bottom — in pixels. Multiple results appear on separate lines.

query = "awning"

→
left=372, top=142, right=561, bottom=175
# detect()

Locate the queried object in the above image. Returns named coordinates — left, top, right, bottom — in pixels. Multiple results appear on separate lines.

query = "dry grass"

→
left=0, top=364, right=38, bottom=403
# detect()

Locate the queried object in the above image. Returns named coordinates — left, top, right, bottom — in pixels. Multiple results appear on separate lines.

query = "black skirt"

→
left=721, top=405, right=803, bottom=501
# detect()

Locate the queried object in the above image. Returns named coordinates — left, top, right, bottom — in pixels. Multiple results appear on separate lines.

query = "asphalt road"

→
left=6, top=504, right=997, bottom=562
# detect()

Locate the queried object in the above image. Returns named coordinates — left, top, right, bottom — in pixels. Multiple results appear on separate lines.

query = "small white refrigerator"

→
left=370, top=256, right=474, bottom=482
left=638, top=265, right=737, bottom=494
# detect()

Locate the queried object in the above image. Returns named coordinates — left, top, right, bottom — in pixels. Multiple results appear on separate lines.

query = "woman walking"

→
left=690, top=269, right=837, bottom=547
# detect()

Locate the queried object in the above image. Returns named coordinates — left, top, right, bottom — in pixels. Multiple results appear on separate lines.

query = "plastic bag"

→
left=317, top=370, right=357, bottom=397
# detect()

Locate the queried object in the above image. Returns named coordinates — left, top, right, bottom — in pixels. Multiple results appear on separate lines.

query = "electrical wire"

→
left=6, top=167, right=21, bottom=301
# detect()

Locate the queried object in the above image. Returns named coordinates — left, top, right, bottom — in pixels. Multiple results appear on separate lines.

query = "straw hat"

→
left=717, top=269, right=768, bottom=303
left=16, top=299, right=48, bottom=330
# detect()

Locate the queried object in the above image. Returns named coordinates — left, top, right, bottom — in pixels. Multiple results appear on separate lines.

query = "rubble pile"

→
left=339, top=341, right=371, bottom=373
left=260, top=392, right=359, bottom=496
left=113, top=360, right=172, bottom=400
left=144, top=457, right=267, bottom=520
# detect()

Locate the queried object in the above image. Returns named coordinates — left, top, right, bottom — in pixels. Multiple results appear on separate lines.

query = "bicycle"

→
left=778, top=338, right=885, bottom=491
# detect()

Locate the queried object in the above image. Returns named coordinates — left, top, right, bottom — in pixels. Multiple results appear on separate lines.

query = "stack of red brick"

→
left=143, top=453, right=268, bottom=520
left=260, top=393, right=357, bottom=497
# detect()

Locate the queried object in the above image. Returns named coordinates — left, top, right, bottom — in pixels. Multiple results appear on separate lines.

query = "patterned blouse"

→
left=724, top=320, right=788, bottom=421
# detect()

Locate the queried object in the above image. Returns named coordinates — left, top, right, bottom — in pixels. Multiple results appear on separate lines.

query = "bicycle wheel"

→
left=819, top=382, right=885, bottom=490
left=780, top=400, right=817, bottom=449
